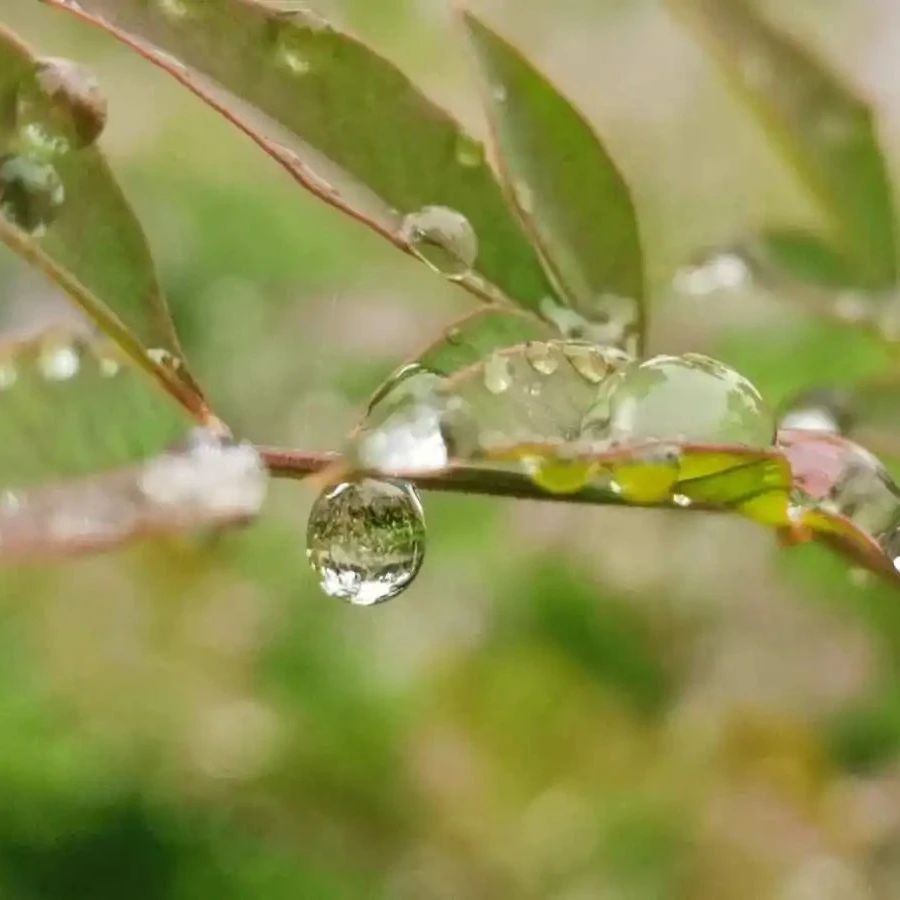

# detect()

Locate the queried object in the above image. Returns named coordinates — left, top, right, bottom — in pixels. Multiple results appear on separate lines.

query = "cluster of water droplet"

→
left=0, top=56, right=106, bottom=236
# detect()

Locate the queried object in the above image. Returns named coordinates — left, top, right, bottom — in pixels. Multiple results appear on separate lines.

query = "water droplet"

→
left=525, top=341, right=560, bottom=376
left=823, top=443, right=900, bottom=538
left=16, top=57, right=107, bottom=154
left=446, top=326, right=463, bottom=346
left=614, top=443, right=682, bottom=503
left=0, top=155, right=65, bottom=235
left=562, top=342, right=630, bottom=385
left=483, top=351, right=512, bottom=395
left=147, top=347, right=182, bottom=370
left=306, top=478, right=426, bottom=606
left=522, top=456, right=599, bottom=495
left=455, top=132, right=485, bottom=168
left=361, top=365, right=449, bottom=473
left=492, top=84, right=508, bottom=103
left=672, top=493, right=692, bottom=508
left=608, top=354, right=775, bottom=447
left=38, top=342, right=79, bottom=381
left=673, top=251, right=752, bottom=296
left=157, top=0, right=196, bottom=20
left=98, top=356, right=121, bottom=378
left=538, top=295, right=637, bottom=352
left=400, top=206, right=478, bottom=279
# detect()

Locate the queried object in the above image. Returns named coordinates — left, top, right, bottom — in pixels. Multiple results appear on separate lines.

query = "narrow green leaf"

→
left=752, top=229, right=858, bottom=290
left=462, top=13, right=645, bottom=349
left=0, top=26, right=187, bottom=362
left=47, top=0, right=559, bottom=312
left=668, top=0, right=898, bottom=290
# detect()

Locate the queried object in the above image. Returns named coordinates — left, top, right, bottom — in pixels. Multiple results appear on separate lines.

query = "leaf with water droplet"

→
left=463, top=13, right=645, bottom=348
left=44, top=0, right=560, bottom=313
left=399, top=206, right=478, bottom=280
left=306, top=478, right=425, bottom=605
left=0, top=26, right=198, bottom=402
left=0, top=328, right=255, bottom=562
left=667, top=0, right=897, bottom=290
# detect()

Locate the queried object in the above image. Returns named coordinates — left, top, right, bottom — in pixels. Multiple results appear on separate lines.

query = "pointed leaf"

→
left=668, top=0, right=897, bottom=290
left=463, top=13, right=645, bottom=349
left=45, top=0, right=559, bottom=312
left=0, top=27, right=189, bottom=364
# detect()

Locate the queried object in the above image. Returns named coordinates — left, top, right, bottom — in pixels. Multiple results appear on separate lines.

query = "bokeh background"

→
left=3, top=0, right=900, bottom=897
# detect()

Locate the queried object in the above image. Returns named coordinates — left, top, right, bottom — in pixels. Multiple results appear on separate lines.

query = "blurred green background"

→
left=3, top=0, right=900, bottom=897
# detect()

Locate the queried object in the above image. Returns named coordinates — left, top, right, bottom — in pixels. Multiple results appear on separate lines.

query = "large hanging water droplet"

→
left=824, top=443, right=900, bottom=538
left=16, top=57, right=107, bottom=156
left=608, top=353, right=775, bottom=447
left=0, top=155, right=65, bottom=235
left=306, top=478, right=426, bottom=606
left=522, top=456, right=599, bottom=495
left=562, top=342, right=631, bottom=385
left=400, top=206, right=478, bottom=279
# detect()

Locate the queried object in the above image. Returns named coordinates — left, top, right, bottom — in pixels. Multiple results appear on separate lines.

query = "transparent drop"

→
left=672, top=493, right=692, bottom=508
left=400, top=206, right=478, bottom=279
left=562, top=342, right=630, bottom=385
left=492, top=84, right=508, bottom=103
left=525, top=341, right=560, bottom=376
left=483, top=351, right=512, bottom=395
left=147, top=347, right=182, bottom=371
left=360, top=364, right=449, bottom=474
left=608, top=353, right=775, bottom=447
left=38, top=342, right=80, bottom=381
left=823, top=443, right=900, bottom=538
left=306, top=478, right=426, bottom=606
left=445, top=326, right=463, bottom=346
left=455, top=132, right=485, bottom=168
left=523, top=457, right=598, bottom=495
left=0, top=155, right=65, bottom=235
left=16, top=57, right=107, bottom=155
left=614, top=443, right=682, bottom=504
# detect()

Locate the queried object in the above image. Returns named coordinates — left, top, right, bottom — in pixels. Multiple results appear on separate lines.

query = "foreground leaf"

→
left=669, top=0, right=898, bottom=290
left=46, top=0, right=559, bottom=311
left=0, top=330, right=265, bottom=561
left=0, top=26, right=189, bottom=366
left=463, top=13, right=645, bottom=350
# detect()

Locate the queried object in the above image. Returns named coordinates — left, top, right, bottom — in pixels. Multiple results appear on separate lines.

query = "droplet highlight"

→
left=306, top=479, right=426, bottom=606
left=483, top=351, right=512, bottom=395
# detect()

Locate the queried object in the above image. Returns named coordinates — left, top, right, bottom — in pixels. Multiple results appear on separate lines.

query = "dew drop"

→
left=823, top=443, right=900, bottom=538
left=483, top=351, right=512, bottom=395
left=400, top=206, right=478, bottom=279
left=562, top=342, right=630, bottom=385
left=614, top=443, right=682, bottom=504
left=147, top=347, right=183, bottom=370
left=306, top=478, right=426, bottom=606
left=492, top=84, right=508, bottom=103
left=672, top=493, right=692, bottom=508
left=455, top=132, right=485, bottom=168
left=608, top=353, right=775, bottom=447
left=446, top=326, right=463, bottom=346
left=38, top=342, right=79, bottom=381
left=157, top=0, right=195, bottom=20
left=523, top=457, right=598, bottom=495
left=525, top=341, right=560, bottom=376
left=16, top=57, right=107, bottom=154
left=0, top=155, right=65, bottom=235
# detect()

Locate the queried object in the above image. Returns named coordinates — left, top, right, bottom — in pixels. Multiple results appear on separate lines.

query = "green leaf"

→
left=751, top=228, right=858, bottom=289
left=668, top=0, right=898, bottom=290
left=462, top=13, right=645, bottom=349
left=0, top=26, right=187, bottom=364
left=47, top=0, right=559, bottom=312
left=0, top=329, right=266, bottom=562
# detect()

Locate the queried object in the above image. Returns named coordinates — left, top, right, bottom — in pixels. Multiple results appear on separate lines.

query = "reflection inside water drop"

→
left=0, top=155, right=65, bottom=235
left=673, top=251, right=752, bottom=297
left=306, top=478, right=426, bottom=606
left=399, top=206, right=478, bottom=279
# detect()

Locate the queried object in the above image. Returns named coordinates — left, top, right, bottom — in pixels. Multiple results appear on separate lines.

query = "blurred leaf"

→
left=669, top=0, right=898, bottom=290
left=0, top=331, right=265, bottom=562
left=752, top=228, right=857, bottom=289
left=47, top=0, right=560, bottom=312
left=0, top=26, right=188, bottom=364
left=463, top=13, right=645, bottom=348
